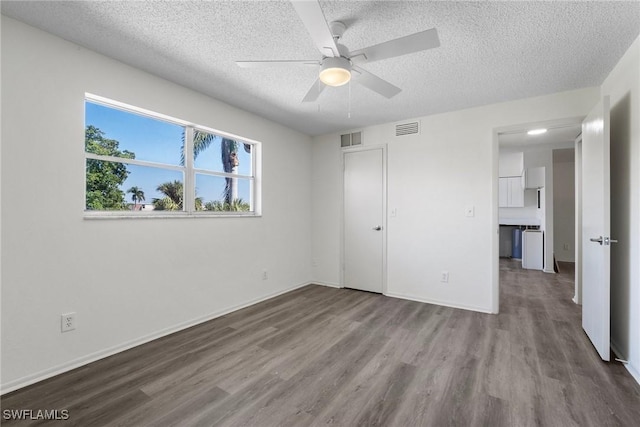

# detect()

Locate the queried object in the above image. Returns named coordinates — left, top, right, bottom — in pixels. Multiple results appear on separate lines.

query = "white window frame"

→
left=84, top=94, right=262, bottom=218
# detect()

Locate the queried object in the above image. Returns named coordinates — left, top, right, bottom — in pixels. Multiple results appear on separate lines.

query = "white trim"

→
left=83, top=211, right=261, bottom=219
left=184, top=126, right=195, bottom=212
left=311, top=281, right=342, bottom=288
left=84, top=153, right=186, bottom=171
left=574, top=134, right=583, bottom=305
left=491, top=129, right=500, bottom=313
left=193, top=168, right=253, bottom=180
left=0, top=281, right=310, bottom=395
left=624, top=362, right=640, bottom=386
left=385, top=291, right=494, bottom=314
left=611, top=339, right=625, bottom=361
left=495, top=116, right=585, bottom=136
left=609, top=340, right=639, bottom=386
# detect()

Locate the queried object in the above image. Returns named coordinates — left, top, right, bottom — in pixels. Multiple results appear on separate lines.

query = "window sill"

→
left=83, top=211, right=261, bottom=219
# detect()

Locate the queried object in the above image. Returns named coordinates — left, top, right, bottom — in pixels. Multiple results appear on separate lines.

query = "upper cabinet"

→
left=499, top=151, right=524, bottom=177
left=499, top=176, right=524, bottom=207
left=525, top=166, right=545, bottom=188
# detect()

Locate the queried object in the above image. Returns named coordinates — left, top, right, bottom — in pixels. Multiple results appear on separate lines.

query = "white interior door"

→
left=581, top=96, right=611, bottom=361
left=344, top=148, right=384, bottom=293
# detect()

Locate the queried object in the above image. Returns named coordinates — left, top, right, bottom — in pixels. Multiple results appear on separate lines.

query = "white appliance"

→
left=522, top=230, right=544, bottom=270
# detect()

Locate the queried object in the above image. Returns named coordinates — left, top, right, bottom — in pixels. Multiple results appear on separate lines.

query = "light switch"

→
left=464, top=206, right=475, bottom=217
left=390, top=208, right=397, bottom=217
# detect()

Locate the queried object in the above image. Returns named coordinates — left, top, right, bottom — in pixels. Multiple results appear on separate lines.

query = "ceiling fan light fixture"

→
left=319, top=57, right=351, bottom=87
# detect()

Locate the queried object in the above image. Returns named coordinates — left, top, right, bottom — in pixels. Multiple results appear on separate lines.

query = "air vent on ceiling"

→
left=395, top=121, right=420, bottom=136
left=340, top=131, right=362, bottom=148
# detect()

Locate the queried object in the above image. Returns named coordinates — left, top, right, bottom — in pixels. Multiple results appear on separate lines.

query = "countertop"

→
left=499, top=218, right=541, bottom=226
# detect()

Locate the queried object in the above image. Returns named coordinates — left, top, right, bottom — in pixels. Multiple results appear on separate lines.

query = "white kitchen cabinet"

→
left=498, top=176, right=524, bottom=207
left=525, top=166, right=545, bottom=189
left=499, top=151, right=524, bottom=177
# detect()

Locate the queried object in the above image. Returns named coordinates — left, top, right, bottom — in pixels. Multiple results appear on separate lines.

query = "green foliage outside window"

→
left=85, top=125, right=134, bottom=210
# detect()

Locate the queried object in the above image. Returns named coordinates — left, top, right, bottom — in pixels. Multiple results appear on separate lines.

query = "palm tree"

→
left=127, top=186, right=145, bottom=210
left=153, top=180, right=203, bottom=211
left=204, top=198, right=250, bottom=212
left=153, top=180, right=183, bottom=211
left=183, top=131, right=251, bottom=207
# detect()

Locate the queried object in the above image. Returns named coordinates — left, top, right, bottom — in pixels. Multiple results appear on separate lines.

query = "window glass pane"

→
left=196, top=174, right=252, bottom=212
left=85, top=101, right=184, bottom=166
left=86, top=159, right=183, bottom=211
left=193, top=130, right=252, bottom=176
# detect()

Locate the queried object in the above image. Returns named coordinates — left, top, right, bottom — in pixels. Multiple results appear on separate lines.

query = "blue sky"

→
left=86, top=101, right=251, bottom=206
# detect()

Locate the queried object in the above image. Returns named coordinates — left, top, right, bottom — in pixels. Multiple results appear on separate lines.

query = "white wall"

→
left=0, top=17, right=313, bottom=392
left=311, top=87, right=599, bottom=314
left=553, top=154, right=576, bottom=262
left=602, top=35, right=640, bottom=384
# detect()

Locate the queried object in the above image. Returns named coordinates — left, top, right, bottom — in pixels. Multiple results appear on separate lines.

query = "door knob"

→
left=372, top=226, right=382, bottom=231
left=590, top=236, right=619, bottom=245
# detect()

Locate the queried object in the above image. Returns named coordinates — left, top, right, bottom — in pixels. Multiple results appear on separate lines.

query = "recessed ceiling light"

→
left=527, top=128, right=547, bottom=136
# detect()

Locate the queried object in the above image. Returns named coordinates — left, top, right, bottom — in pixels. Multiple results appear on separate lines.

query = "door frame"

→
left=574, top=133, right=583, bottom=305
left=341, top=144, right=388, bottom=293
left=492, top=116, right=585, bottom=312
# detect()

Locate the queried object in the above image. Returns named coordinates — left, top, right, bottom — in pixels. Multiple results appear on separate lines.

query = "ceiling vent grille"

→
left=340, top=131, right=362, bottom=148
left=395, top=121, right=420, bottom=136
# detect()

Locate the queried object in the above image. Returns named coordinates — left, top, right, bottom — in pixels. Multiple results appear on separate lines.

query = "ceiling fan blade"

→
left=302, top=78, right=325, bottom=102
left=352, top=65, right=401, bottom=99
left=350, top=28, right=440, bottom=63
left=291, top=1, right=339, bottom=57
left=237, top=60, right=319, bottom=68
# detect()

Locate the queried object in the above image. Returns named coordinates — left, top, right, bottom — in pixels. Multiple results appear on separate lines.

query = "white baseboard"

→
left=610, top=340, right=640, bottom=387
left=384, top=291, right=494, bottom=314
left=611, top=339, right=625, bottom=362
left=624, top=361, right=640, bottom=386
left=310, top=281, right=342, bottom=288
left=0, top=281, right=311, bottom=395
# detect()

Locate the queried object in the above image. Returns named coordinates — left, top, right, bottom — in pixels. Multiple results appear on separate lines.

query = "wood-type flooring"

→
left=2, top=259, right=639, bottom=426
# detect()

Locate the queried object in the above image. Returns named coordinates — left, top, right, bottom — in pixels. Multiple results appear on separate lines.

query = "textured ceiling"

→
left=2, top=1, right=639, bottom=136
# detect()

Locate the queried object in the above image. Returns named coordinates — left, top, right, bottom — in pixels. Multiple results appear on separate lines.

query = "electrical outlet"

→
left=61, top=312, right=76, bottom=332
left=440, top=271, right=449, bottom=283
left=262, top=270, right=268, bottom=280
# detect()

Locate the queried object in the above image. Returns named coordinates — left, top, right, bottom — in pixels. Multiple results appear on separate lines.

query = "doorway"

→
left=552, top=147, right=577, bottom=278
left=342, top=147, right=386, bottom=293
left=495, top=119, right=583, bottom=310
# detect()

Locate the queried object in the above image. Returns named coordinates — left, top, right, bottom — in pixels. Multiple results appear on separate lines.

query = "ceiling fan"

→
left=236, top=0, right=440, bottom=102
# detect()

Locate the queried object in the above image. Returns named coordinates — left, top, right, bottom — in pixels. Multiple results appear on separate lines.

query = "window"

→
left=84, top=95, right=260, bottom=216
